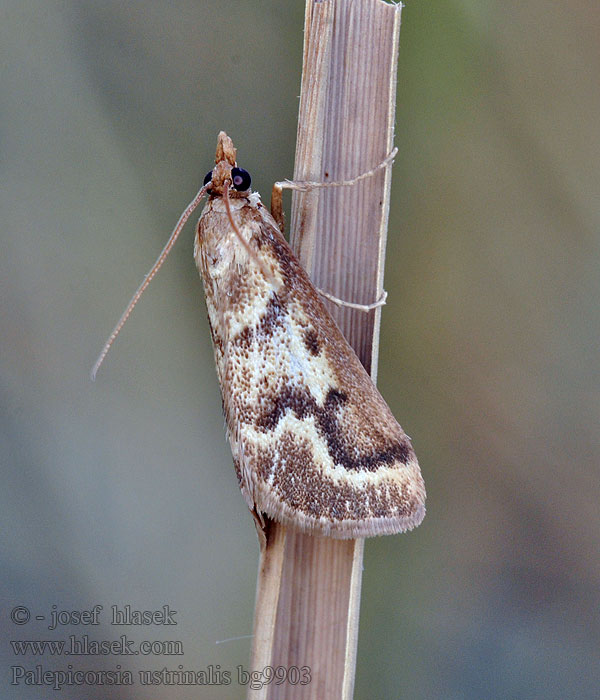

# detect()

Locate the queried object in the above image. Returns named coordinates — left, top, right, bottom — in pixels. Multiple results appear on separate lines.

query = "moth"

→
left=93, top=132, right=425, bottom=539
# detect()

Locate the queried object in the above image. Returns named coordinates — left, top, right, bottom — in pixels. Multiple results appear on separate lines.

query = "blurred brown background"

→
left=1, top=1, right=598, bottom=698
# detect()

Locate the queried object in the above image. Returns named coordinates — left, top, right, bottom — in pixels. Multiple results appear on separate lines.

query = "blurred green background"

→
left=2, top=1, right=599, bottom=698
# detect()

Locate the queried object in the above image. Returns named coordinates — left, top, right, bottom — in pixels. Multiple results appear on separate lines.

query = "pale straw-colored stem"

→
left=248, top=1, right=402, bottom=699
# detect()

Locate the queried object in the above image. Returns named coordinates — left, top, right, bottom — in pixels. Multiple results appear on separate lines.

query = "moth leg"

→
left=251, top=508, right=268, bottom=550
left=270, top=182, right=285, bottom=233
left=318, top=288, right=388, bottom=313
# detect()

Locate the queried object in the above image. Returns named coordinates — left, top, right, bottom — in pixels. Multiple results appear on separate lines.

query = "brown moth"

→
left=195, top=133, right=425, bottom=538
left=93, top=132, right=425, bottom=538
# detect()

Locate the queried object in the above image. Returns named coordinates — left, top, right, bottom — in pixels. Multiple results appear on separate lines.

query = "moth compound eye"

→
left=231, top=167, right=251, bottom=191
left=203, top=171, right=213, bottom=186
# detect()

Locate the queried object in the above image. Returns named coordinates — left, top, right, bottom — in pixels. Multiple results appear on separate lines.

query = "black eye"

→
left=203, top=170, right=213, bottom=186
left=231, top=167, right=251, bottom=191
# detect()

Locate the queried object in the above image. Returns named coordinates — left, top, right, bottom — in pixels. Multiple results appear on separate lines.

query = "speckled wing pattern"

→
left=194, top=138, right=425, bottom=538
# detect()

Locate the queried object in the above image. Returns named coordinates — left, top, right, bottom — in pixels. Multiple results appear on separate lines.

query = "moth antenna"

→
left=223, top=182, right=275, bottom=283
left=275, top=147, right=398, bottom=192
left=318, top=288, right=388, bottom=312
left=90, top=183, right=210, bottom=380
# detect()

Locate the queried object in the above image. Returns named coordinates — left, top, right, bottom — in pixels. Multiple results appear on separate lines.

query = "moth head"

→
left=205, top=131, right=252, bottom=197
left=90, top=131, right=263, bottom=380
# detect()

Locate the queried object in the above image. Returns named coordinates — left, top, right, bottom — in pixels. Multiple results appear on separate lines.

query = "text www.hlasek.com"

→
left=11, top=635, right=182, bottom=656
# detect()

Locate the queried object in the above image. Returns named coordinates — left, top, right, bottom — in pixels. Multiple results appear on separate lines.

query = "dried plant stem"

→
left=249, top=1, right=402, bottom=698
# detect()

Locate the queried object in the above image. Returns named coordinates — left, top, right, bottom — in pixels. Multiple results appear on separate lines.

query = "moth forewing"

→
left=195, top=132, right=425, bottom=538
